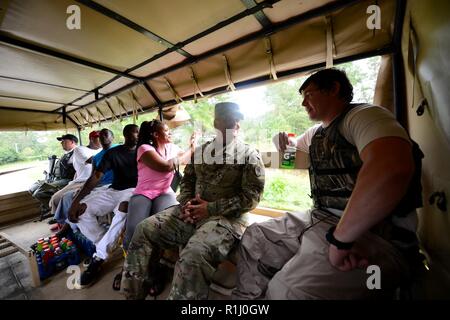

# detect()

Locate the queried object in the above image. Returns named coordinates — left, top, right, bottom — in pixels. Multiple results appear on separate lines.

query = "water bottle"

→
left=36, top=255, right=46, bottom=279
left=67, top=244, right=80, bottom=266
left=281, top=133, right=296, bottom=169
left=36, top=241, right=43, bottom=252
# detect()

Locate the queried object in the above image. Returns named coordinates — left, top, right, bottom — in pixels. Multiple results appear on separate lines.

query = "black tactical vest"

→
left=58, top=150, right=76, bottom=180
left=308, top=104, right=423, bottom=217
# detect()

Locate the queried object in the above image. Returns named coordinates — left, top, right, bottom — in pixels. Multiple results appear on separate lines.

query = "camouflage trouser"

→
left=121, top=205, right=237, bottom=300
left=29, top=179, right=70, bottom=212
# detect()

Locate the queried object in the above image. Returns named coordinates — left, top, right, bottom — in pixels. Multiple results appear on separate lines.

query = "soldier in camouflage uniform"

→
left=121, top=102, right=265, bottom=300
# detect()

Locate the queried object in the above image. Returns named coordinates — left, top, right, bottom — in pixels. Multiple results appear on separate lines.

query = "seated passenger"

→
left=110, top=120, right=196, bottom=290
left=232, top=68, right=423, bottom=300
left=68, top=124, right=139, bottom=287
left=124, top=120, right=196, bottom=250
left=121, top=102, right=265, bottom=300
left=29, top=134, right=77, bottom=215
left=48, top=130, right=101, bottom=224
left=53, top=129, right=117, bottom=237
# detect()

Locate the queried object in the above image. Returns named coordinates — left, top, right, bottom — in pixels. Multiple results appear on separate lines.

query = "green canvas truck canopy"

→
left=0, top=0, right=397, bottom=131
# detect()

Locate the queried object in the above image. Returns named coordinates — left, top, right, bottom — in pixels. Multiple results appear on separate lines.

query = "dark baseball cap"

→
left=214, top=102, right=244, bottom=121
left=56, top=134, right=78, bottom=143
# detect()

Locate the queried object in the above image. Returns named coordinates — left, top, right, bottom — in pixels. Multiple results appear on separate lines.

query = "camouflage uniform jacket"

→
left=177, top=138, right=265, bottom=238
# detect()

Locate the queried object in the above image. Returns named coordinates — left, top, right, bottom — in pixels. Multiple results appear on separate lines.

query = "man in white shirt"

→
left=49, top=131, right=101, bottom=217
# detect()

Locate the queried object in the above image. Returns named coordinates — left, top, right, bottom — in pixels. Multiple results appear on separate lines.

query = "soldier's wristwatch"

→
left=325, top=226, right=354, bottom=250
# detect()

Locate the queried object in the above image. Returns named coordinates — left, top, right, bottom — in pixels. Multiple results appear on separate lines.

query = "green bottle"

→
left=281, top=133, right=296, bottom=169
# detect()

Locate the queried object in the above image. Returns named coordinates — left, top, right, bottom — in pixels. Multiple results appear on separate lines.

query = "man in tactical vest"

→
left=233, top=68, right=423, bottom=299
left=29, top=134, right=77, bottom=217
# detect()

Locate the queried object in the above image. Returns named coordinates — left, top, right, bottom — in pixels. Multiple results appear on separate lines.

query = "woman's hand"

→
left=189, top=131, right=199, bottom=151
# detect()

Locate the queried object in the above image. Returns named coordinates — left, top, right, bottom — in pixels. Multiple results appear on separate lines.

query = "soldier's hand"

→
left=184, top=194, right=209, bottom=223
left=180, top=201, right=195, bottom=224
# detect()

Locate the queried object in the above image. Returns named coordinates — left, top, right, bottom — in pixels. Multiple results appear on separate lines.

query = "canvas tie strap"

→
left=164, top=77, right=183, bottom=103
left=189, top=67, right=204, bottom=103
left=105, top=99, right=118, bottom=121
left=132, top=102, right=138, bottom=124
left=72, top=112, right=85, bottom=129
left=408, top=22, right=429, bottom=116
left=76, top=111, right=88, bottom=128
left=115, top=98, right=123, bottom=122
left=116, top=97, right=129, bottom=121
left=264, top=37, right=278, bottom=80
left=131, top=89, right=145, bottom=113
left=128, top=93, right=138, bottom=124
left=82, top=109, right=93, bottom=128
left=325, top=15, right=335, bottom=69
left=222, top=54, right=236, bottom=91
left=95, top=105, right=108, bottom=122
left=86, top=107, right=100, bottom=127
left=84, top=108, right=94, bottom=125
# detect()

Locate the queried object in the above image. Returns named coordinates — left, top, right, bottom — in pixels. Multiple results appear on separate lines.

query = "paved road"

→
left=0, top=162, right=47, bottom=196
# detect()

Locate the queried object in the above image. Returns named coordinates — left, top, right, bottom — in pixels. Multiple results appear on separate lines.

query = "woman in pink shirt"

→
left=123, top=119, right=195, bottom=250
left=114, top=120, right=195, bottom=292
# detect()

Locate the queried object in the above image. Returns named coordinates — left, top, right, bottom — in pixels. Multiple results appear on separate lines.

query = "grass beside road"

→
left=260, top=168, right=312, bottom=212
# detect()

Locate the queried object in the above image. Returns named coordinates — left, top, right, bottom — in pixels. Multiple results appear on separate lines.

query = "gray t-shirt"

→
left=296, top=104, right=411, bottom=154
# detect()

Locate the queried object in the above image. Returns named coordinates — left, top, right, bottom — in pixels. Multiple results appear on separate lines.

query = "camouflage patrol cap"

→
left=214, top=102, right=244, bottom=121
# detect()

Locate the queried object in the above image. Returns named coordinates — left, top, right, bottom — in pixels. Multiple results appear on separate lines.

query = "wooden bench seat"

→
left=0, top=191, right=40, bottom=227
